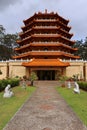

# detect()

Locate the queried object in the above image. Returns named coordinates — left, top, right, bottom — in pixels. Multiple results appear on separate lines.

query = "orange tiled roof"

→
left=14, top=42, right=78, bottom=51
left=22, top=59, right=70, bottom=67
left=13, top=51, right=80, bottom=59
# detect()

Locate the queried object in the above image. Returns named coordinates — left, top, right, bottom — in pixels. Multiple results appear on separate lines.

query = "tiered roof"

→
left=13, top=10, right=79, bottom=60
left=22, top=59, right=70, bottom=67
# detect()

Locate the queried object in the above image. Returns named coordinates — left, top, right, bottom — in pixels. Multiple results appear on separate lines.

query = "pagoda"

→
left=13, top=10, right=79, bottom=80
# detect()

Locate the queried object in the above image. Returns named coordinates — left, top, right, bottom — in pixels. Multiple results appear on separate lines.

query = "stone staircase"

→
left=34, top=80, right=61, bottom=87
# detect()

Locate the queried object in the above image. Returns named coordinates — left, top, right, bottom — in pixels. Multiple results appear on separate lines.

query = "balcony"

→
left=34, top=26, right=57, bottom=29
left=35, top=19, right=56, bottom=21
left=33, top=34, right=58, bottom=37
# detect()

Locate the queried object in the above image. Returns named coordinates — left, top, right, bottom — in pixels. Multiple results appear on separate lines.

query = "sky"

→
left=0, top=0, right=87, bottom=40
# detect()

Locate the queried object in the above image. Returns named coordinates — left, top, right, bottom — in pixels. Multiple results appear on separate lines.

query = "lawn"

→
left=57, top=87, right=87, bottom=126
left=0, top=86, right=36, bottom=130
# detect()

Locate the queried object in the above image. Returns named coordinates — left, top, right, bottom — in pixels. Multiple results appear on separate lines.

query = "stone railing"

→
left=0, top=59, right=30, bottom=63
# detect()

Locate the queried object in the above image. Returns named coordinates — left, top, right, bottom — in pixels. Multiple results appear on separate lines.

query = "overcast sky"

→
left=0, top=0, right=87, bottom=40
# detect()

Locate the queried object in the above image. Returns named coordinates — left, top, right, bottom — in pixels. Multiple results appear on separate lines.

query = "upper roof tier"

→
left=20, top=26, right=73, bottom=39
left=21, top=22, right=71, bottom=33
left=23, top=9, right=69, bottom=26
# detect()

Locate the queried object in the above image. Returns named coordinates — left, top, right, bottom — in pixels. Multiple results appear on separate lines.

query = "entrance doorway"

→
left=37, top=70, right=55, bottom=80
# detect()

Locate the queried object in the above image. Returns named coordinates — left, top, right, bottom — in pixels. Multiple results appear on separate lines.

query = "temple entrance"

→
left=37, top=70, right=55, bottom=80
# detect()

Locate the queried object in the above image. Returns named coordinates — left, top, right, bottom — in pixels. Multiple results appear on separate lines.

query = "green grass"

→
left=0, top=86, right=36, bottom=130
left=57, top=87, right=87, bottom=126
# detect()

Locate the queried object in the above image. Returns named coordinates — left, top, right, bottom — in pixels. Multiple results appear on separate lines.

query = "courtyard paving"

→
left=3, top=81, right=87, bottom=130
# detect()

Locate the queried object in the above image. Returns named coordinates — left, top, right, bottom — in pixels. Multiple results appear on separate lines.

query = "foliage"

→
left=8, top=78, right=20, bottom=87
left=59, top=75, right=69, bottom=87
left=59, top=75, right=69, bottom=81
left=78, top=81, right=87, bottom=91
left=0, top=86, right=36, bottom=130
left=23, top=75, right=27, bottom=80
left=57, top=87, right=87, bottom=126
left=29, top=72, right=38, bottom=81
left=72, top=74, right=79, bottom=81
left=0, top=25, right=5, bottom=45
left=74, top=38, right=87, bottom=60
left=0, top=25, right=19, bottom=60
left=29, top=72, right=38, bottom=86
left=0, top=78, right=20, bottom=92
left=4, top=33, right=19, bottom=49
left=0, top=45, right=13, bottom=60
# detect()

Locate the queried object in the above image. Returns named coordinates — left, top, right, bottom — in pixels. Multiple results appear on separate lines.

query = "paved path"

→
left=3, top=81, right=87, bottom=130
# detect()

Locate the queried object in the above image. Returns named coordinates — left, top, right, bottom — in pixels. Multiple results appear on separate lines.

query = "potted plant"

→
left=29, top=72, right=38, bottom=86
left=59, top=75, right=69, bottom=87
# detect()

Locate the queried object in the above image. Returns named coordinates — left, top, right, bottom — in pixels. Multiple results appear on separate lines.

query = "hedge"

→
left=78, top=82, right=87, bottom=91
left=0, top=78, right=20, bottom=92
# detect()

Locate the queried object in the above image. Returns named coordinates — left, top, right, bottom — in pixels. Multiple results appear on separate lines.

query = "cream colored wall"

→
left=66, top=61, right=84, bottom=80
left=84, top=62, right=87, bottom=81
left=9, top=62, right=26, bottom=78
left=0, top=61, right=26, bottom=79
left=0, top=62, right=7, bottom=79
left=0, top=60, right=87, bottom=80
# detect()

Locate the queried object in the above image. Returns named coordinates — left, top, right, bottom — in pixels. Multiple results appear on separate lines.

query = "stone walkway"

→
left=3, top=81, right=87, bottom=130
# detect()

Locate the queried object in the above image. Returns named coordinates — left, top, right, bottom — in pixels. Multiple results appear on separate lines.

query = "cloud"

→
left=0, top=0, right=87, bottom=40
left=0, top=0, right=21, bottom=11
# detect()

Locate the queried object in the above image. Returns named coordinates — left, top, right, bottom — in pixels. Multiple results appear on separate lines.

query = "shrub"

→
left=59, top=75, right=69, bottom=87
left=59, top=75, right=69, bottom=82
left=0, top=80, right=3, bottom=91
left=0, top=78, right=20, bottom=92
left=78, top=82, right=87, bottom=91
left=8, top=78, right=20, bottom=88
left=29, top=72, right=38, bottom=86
left=2, top=79, right=9, bottom=87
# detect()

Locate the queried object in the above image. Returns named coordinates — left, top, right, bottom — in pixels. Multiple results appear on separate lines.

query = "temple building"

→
left=12, top=10, right=80, bottom=80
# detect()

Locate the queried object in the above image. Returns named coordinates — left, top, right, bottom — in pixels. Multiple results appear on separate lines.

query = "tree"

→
left=82, top=37, right=87, bottom=60
left=0, top=25, right=5, bottom=45
left=73, top=40, right=83, bottom=57
left=0, top=45, right=13, bottom=60
left=0, top=25, right=19, bottom=60
left=29, top=72, right=38, bottom=86
left=84, top=37, right=87, bottom=47
left=73, top=39, right=87, bottom=60
left=4, top=33, right=19, bottom=49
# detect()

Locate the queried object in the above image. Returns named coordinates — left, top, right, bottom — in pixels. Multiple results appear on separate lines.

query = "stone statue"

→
left=22, top=79, right=26, bottom=89
left=67, top=81, right=71, bottom=88
left=3, top=84, right=14, bottom=98
left=73, top=82, right=80, bottom=94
